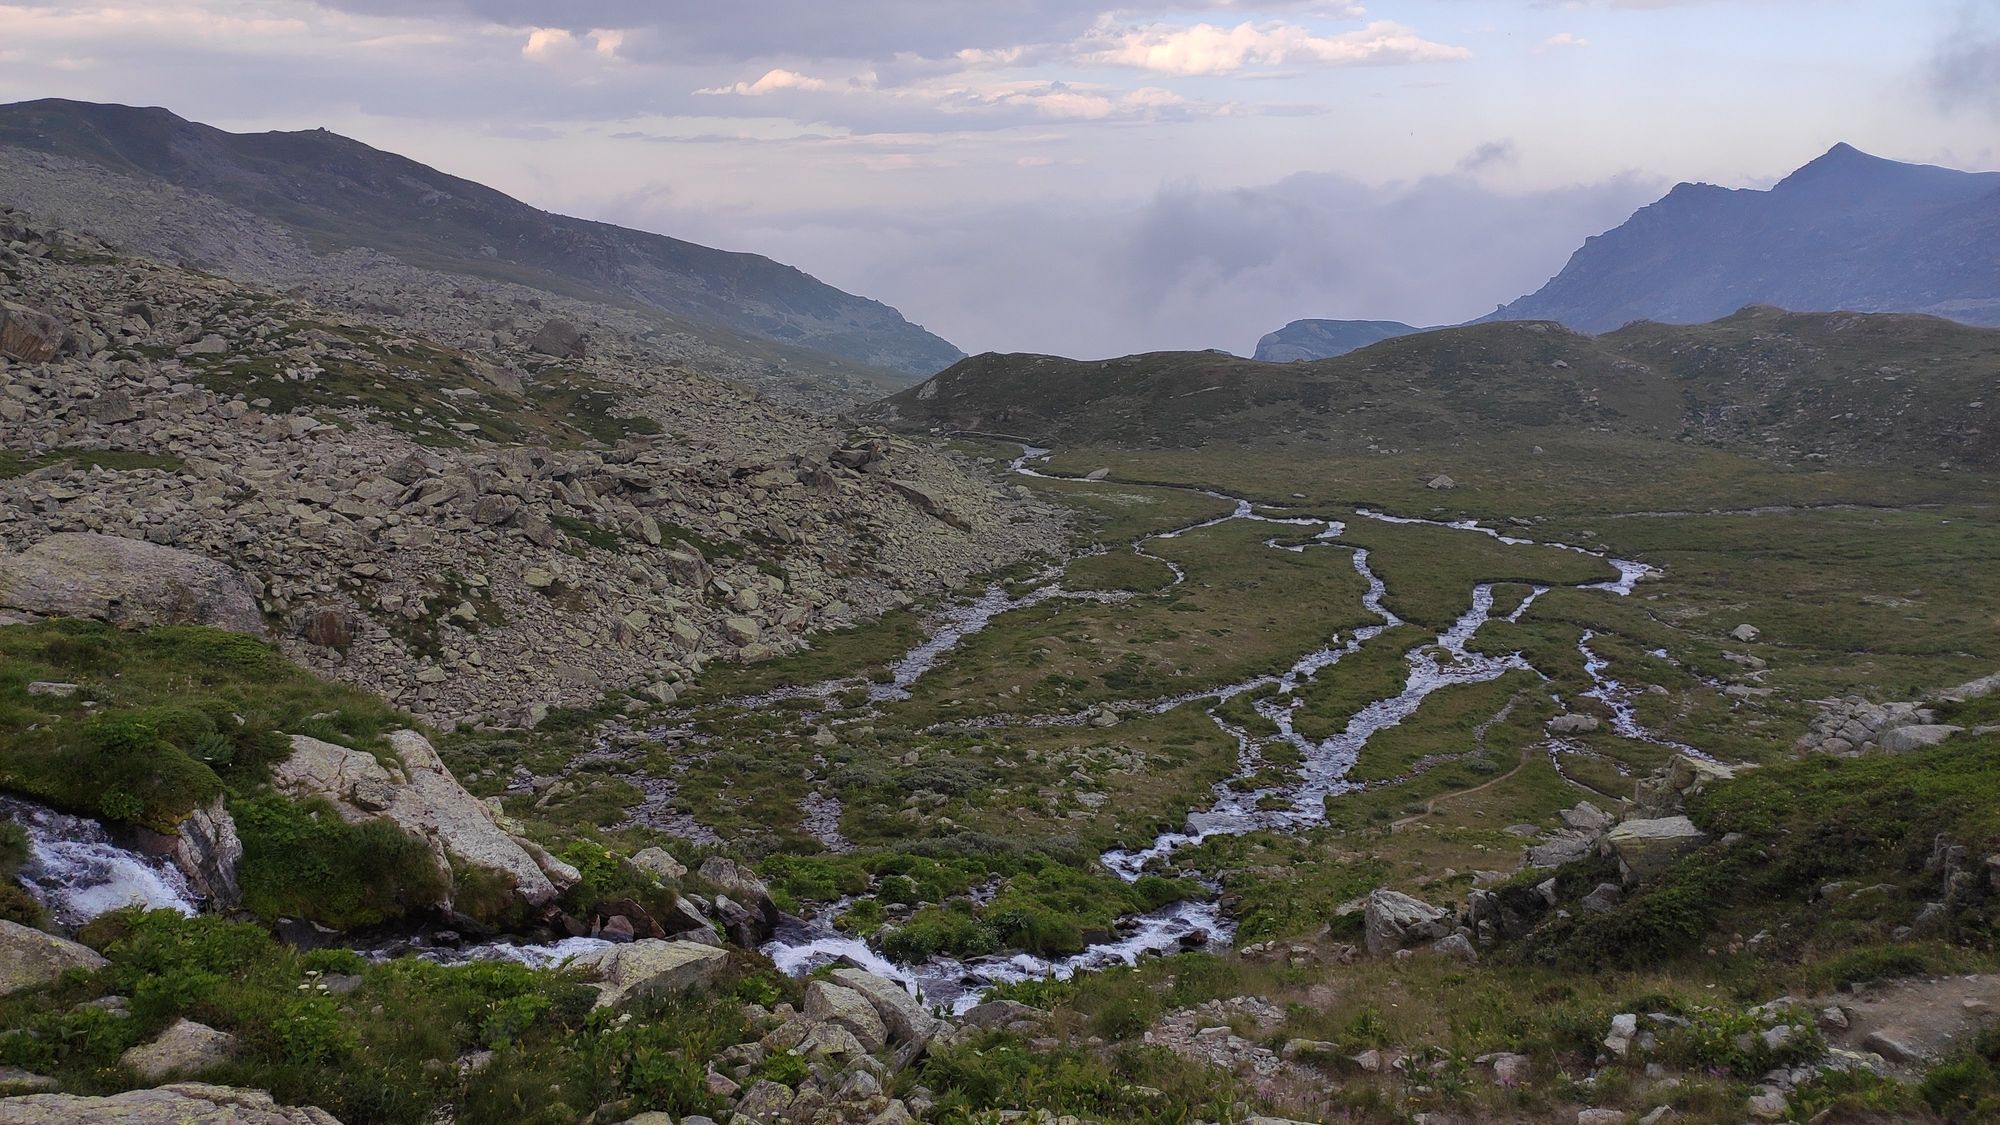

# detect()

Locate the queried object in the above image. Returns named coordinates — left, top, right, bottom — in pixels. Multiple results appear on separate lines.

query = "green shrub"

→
left=233, top=795, right=449, bottom=928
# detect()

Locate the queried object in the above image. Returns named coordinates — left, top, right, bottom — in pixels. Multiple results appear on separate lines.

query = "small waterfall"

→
left=0, top=795, right=198, bottom=929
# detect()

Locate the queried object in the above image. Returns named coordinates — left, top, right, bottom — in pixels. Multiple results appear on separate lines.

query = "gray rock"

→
left=1879, top=725, right=1963, bottom=754
left=803, top=979, right=889, bottom=1052
left=0, top=301, right=65, bottom=362
left=0, top=534, right=264, bottom=635
left=1549, top=713, right=1601, bottom=734
left=1362, top=889, right=1451, bottom=956
left=0, top=921, right=108, bottom=997
left=629, top=846, right=687, bottom=881
left=575, top=939, right=729, bottom=1009
left=1603, top=816, right=1708, bottom=882
left=118, top=1018, right=239, bottom=1080
left=271, top=730, right=570, bottom=908
left=828, top=967, right=946, bottom=1048
left=0, top=1083, right=342, bottom=1123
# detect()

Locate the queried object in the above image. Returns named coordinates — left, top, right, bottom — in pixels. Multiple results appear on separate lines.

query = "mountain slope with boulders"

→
left=0, top=98, right=962, bottom=401
left=1486, top=143, right=2000, bottom=331
left=873, top=307, right=2000, bottom=472
left=0, top=205, right=1060, bottom=728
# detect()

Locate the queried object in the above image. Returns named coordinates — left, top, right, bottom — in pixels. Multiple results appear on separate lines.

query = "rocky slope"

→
left=1486, top=143, right=2000, bottom=331
left=1252, top=319, right=1419, bottom=363
left=0, top=99, right=963, bottom=402
left=0, top=206, right=1062, bottom=728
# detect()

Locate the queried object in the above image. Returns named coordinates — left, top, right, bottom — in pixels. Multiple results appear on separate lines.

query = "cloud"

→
left=1457, top=139, right=1518, bottom=172
left=520, top=27, right=572, bottom=58
left=1536, top=32, right=1590, bottom=52
left=697, top=67, right=834, bottom=95
left=1082, top=19, right=1471, bottom=75
left=610, top=168, right=1665, bottom=357
left=1930, top=8, right=2000, bottom=119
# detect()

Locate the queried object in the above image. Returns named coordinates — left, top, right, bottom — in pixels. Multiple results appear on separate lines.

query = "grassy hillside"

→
left=873, top=308, right=2000, bottom=476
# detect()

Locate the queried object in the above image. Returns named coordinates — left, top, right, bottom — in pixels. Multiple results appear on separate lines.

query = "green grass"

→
left=0, top=909, right=779, bottom=1125
left=1063, top=550, right=1177, bottom=594
left=0, top=447, right=184, bottom=479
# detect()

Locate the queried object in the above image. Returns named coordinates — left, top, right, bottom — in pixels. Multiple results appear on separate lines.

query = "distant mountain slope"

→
left=1486, top=144, right=2000, bottom=332
left=1254, top=319, right=1419, bottom=362
left=873, top=308, right=2000, bottom=471
left=0, top=98, right=962, bottom=379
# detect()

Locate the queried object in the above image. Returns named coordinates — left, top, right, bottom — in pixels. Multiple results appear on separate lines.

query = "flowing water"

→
left=755, top=448, right=1663, bottom=1010
left=0, top=445, right=1674, bottom=1011
left=0, top=794, right=197, bottom=929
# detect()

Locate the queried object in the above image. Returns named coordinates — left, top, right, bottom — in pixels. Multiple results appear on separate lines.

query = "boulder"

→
left=1362, top=889, right=1452, bottom=956
left=804, top=979, right=890, bottom=1052
left=0, top=534, right=264, bottom=635
left=0, top=921, right=108, bottom=996
left=1548, top=713, right=1601, bottom=734
left=696, top=857, right=778, bottom=930
left=1426, top=475, right=1457, bottom=491
left=575, top=939, right=730, bottom=1009
left=119, top=1018, right=239, bottom=1080
left=630, top=846, right=687, bottom=881
left=0, top=301, right=65, bottom=363
left=1604, top=816, right=1709, bottom=882
left=828, top=967, right=946, bottom=1048
left=525, top=319, right=587, bottom=359
left=170, top=796, right=242, bottom=908
left=271, top=731, right=571, bottom=908
left=1879, top=725, right=1963, bottom=754
left=0, top=1083, right=342, bottom=1124
left=1731, top=624, right=1761, bottom=642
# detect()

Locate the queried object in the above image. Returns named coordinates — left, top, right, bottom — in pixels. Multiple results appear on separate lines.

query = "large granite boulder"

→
left=0, top=301, right=65, bottom=363
left=827, top=967, right=946, bottom=1048
left=0, top=921, right=108, bottom=997
left=0, top=534, right=264, bottom=635
left=803, top=979, right=890, bottom=1052
left=271, top=730, right=574, bottom=908
left=1603, top=816, right=1709, bottom=882
left=1362, top=889, right=1452, bottom=956
left=574, top=939, right=730, bottom=1009
left=0, top=1083, right=341, bottom=1124
left=1880, top=725, right=1964, bottom=754
left=119, top=1018, right=240, bottom=1080
left=697, top=857, right=778, bottom=938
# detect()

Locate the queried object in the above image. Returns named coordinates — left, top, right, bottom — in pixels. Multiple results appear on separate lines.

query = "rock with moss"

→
left=0, top=534, right=264, bottom=635
left=118, top=1017, right=240, bottom=1080
left=0, top=920, right=108, bottom=997
left=1603, top=815, right=1709, bottom=882
left=271, top=730, right=574, bottom=909
left=1362, top=889, right=1452, bottom=956
left=575, top=938, right=731, bottom=1009
left=0, top=1083, right=341, bottom=1124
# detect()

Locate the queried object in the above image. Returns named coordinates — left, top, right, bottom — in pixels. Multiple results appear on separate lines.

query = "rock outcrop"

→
left=0, top=533, right=264, bottom=635
left=1603, top=816, right=1709, bottom=883
left=118, top=1018, right=240, bottom=1080
left=1362, top=889, right=1452, bottom=956
left=0, top=1083, right=341, bottom=1124
left=574, top=939, right=731, bottom=1009
left=0, top=921, right=108, bottom=997
left=271, top=730, right=575, bottom=908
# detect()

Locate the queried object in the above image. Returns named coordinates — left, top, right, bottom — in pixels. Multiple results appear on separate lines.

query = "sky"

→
left=1, top=1, right=1997, bottom=358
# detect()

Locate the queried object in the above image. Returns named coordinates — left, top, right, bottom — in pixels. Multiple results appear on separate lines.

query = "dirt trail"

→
left=1810, top=974, right=2000, bottom=1070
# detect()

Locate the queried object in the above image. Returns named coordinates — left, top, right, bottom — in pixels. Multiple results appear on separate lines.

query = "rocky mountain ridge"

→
left=0, top=206, right=1062, bottom=728
left=1486, top=143, right=2000, bottom=332
left=0, top=99, right=963, bottom=401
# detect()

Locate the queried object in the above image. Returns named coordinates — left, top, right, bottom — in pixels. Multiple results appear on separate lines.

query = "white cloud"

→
left=520, top=27, right=573, bottom=59
left=697, top=67, right=836, bottom=95
left=1083, top=19, right=1471, bottom=75
left=1536, top=32, right=1590, bottom=52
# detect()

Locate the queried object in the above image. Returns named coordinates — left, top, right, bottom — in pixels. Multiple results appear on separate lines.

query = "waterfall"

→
left=0, top=795, right=198, bottom=929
